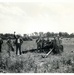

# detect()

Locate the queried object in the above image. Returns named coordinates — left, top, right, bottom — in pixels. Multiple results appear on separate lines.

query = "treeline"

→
left=0, top=32, right=74, bottom=40
left=30, top=32, right=74, bottom=38
left=0, top=33, right=21, bottom=40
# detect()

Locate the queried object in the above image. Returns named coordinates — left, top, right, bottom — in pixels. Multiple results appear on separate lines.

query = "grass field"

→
left=1, top=38, right=74, bottom=73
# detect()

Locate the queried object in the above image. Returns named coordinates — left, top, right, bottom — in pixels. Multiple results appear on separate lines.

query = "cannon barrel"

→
left=22, top=45, right=53, bottom=54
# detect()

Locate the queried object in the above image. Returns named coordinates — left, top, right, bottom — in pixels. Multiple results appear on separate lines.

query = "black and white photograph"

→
left=0, top=0, right=74, bottom=73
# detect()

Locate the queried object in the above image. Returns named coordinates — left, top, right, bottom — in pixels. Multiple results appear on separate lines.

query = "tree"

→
left=69, top=33, right=74, bottom=38
left=39, top=32, right=44, bottom=37
left=46, top=32, right=50, bottom=37
left=34, top=32, right=38, bottom=36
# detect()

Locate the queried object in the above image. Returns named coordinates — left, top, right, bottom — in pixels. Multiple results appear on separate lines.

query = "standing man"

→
left=36, top=36, right=45, bottom=52
left=46, top=37, right=50, bottom=46
left=14, top=32, right=23, bottom=55
left=0, top=37, right=3, bottom=53
left=53, top=35, right=61, bottom=54
left=53, top=36, right=58, bottom=53
left=36, top=37, right=43, bottom=49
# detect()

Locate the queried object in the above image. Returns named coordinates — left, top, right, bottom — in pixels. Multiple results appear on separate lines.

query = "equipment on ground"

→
left=22, top=39, right=64, bottom=56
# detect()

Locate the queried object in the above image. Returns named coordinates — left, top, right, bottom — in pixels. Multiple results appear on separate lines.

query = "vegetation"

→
left=0, top=38, right=74, bottom=73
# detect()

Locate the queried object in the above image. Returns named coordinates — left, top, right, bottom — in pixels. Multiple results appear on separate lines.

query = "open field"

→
left=1, top=38, right=74, bottom=73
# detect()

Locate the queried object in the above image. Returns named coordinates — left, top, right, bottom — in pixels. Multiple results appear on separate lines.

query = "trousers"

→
left=16, top=44, right=21, bottom=55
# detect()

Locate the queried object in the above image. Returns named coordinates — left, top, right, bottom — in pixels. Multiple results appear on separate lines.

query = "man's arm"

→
left=14, top=32, right=16, bottom=39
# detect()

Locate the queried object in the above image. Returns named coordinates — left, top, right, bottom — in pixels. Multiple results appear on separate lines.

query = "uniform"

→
left=7, top=39, right=14, bottom=56
left=36, top=37, right=45, bottom=52
left=53, top=36, right=62, bottom=53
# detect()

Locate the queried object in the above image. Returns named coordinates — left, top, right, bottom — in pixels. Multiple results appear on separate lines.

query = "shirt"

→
left=17, top=38, right=20, bottom=43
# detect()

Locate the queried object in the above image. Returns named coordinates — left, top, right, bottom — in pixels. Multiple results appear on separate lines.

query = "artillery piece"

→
left=22, top=38, right=64, bottom=56
left=36, top=39, right=63, bottom=54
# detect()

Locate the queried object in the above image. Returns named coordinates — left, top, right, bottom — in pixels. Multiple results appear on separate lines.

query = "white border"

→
left=0, top=0, right=74, bottom=74
left=0, top=0, right=74, bottom=3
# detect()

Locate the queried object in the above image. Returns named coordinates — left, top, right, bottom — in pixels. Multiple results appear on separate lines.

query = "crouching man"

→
left=7, top=37, right=14, bottom=56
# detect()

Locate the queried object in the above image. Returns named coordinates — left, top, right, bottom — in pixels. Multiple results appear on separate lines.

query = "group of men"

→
left=36, top=37, right=51, bottom=52
left=36, top=35, right=62, bottom=53
left=0, top=32, right=23, bottom=56
left=0, top=32, right=62, bottom=56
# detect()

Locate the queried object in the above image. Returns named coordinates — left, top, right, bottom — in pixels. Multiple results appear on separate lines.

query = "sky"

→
left=0, top=0, right=74, bottom=35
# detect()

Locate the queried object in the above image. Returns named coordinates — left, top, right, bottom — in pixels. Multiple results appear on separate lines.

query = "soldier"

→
left=53, top=35, right=61, bottom=54
left=52, top=36, right=58, bottom=53
left=36, top=36, right=45, bottom=52
left=0, top=38, right=3, bottom=53
left=7, top=37, right=14, bottom=56
left=56, top=35, right=60, bottom=46
left=36, top=37, right=42, bottom=50
left=14, top=32, right=23, bottom=55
